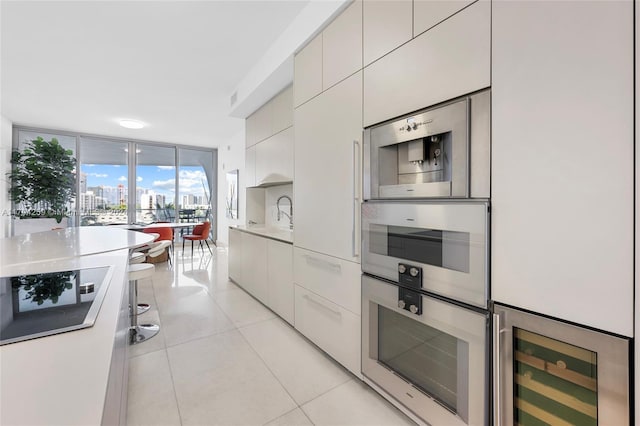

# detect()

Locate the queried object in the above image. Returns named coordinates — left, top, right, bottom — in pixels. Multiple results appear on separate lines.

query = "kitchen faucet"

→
left=276, top=195, right=293, bottom=229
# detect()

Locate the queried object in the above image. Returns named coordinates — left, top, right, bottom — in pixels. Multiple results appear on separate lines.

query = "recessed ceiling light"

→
left=119, top=119, right=145, bottom=129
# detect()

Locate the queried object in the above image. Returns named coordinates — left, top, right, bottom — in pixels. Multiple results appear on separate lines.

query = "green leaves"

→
left=11, top=271, right=76, bottom=305
left=7, top=136, right=77, bottom=220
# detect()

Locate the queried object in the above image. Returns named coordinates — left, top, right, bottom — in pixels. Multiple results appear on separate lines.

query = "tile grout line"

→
left=235, top=318, right=312, bottom=425
left=149, top=267, right=184, bottom=426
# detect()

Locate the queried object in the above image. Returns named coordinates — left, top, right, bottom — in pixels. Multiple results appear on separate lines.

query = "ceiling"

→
left=1, top=0, right=310, bottom=148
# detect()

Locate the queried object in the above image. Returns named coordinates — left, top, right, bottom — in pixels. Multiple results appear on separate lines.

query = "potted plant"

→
left=7, top=136, right=76, bottom=235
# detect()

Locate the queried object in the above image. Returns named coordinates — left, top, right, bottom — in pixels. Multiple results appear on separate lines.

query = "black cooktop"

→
left=0, top=266, right=112, bottom=345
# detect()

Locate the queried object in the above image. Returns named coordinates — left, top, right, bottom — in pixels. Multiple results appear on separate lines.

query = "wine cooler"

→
left=493, top=304, right=630, bottom=425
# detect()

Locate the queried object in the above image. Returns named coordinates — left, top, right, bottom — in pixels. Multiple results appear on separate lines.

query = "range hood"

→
left=250, top=173, right=293, bottom=188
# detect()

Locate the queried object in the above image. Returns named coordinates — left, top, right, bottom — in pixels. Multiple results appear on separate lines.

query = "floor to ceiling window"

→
left=178, top=148, right=215, bottom=227
left=78, top=137, right=128, bottom=226
left=12, top=127, right=217, bottom=240
left=135, top=144, right=176, bottom=224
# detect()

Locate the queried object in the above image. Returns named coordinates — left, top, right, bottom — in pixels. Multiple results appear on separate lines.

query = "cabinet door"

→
left=294, top=285, right=361, bottom=377
left=271, top=85, right=293, bottom=135
left=245, top=145, right=256, bottom=188
left=294, top=71, right=362, bottom=263
left=241, top=232, right=268, bottom=304
left=255, top=127, right=294, bottom=186
left=363, top=0, right=490, bottom=126
left=294, top=34, right=323, bottom=107
left=246, top=103, right=272, bottom=147
left=322, top=0, right=362, bottom=90
left=413, top=0, right=476, bottom=37
left=267, top=240, right=294, bottom=325
left=492, top=1, right=633, bottom=336
left=228, top=228, right=243, bottom=284
left=363, top=0, right=412, bottom=66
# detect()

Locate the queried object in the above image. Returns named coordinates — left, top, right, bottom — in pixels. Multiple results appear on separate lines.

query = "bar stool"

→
left=129, top=251, right=150, bottom=314
left=129, top=263, right=160, bottom=344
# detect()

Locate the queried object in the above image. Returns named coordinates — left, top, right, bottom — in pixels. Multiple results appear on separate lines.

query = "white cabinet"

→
left=271, top=85, right=293, bottom=135
left=241, top=232, right=268, bottom=304
left=294, top=34, right=323, bottom=107
left=245, top=145, right=256, bottom=188
left=255, top=127, right=294, bottom=186
left=267, top=240, right=294, bottom=325
left=294, top=71, right=363, bottom=263
left=293, top=247, right=361, bottom=315
left=245, top=102, right=272, bottom=147
left=228, top=228, right=243, bottom=284
left=413, top=0, right=476, bottom=37
left=294, top=285, right=361, bottom=377
left=363, top=0, right=412, bottom=66
left=322, top=0, right=362, bottom=90
left=363, top=0, right=490, bottom=126
left=491, top=1, right=634, bottom=336
left=228, top=229, right=294, bottom=325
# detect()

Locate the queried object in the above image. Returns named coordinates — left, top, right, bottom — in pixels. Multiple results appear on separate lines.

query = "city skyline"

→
left=80, top=164, right=211, bottom=205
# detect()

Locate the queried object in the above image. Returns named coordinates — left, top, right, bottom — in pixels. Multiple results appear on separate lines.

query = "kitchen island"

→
left=0, top=228, right=154, bottom=426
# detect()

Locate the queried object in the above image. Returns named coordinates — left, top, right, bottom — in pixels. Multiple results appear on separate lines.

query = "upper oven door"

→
left=362, top=200, right=489, bottom=308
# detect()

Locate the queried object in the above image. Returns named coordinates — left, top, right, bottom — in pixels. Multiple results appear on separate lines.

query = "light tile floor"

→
left=127, top=246, right=416, bottom=426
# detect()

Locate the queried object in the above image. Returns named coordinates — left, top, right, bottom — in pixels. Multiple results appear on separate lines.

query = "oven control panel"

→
left=398, top=263, right=422, bottom=289
left=398, top=263, right=422, bottom=315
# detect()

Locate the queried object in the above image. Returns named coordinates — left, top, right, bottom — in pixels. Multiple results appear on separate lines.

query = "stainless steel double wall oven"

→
left=361, top=90, right=491, bottom=425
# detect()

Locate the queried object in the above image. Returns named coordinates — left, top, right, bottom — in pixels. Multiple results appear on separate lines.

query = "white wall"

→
left=0, top=115, right=12, bottom=238
left=216, top=129, right=246, bottom=247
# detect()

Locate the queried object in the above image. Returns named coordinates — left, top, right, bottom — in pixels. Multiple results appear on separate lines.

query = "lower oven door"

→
left=361, top=200, right=489, bottom=308
left=362, top=275, right=489, bottom=426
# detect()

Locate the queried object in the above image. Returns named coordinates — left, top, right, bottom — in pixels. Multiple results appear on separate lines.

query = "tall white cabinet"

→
left=294, top=72, right=362, bottom=264
left=293, top=24, right=363, bottom=375
left=491, top=0, right=634, bottom=337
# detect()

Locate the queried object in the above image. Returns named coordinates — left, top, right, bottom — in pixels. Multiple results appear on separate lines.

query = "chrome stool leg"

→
left=129, top=264, right=159, bottom=345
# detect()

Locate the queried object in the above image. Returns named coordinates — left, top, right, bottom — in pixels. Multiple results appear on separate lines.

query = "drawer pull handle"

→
left=302, top=254, right=341, bottom=272
left=303, top=294, right=342, bottom=316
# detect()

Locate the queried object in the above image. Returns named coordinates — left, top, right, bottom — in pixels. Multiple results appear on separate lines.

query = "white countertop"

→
left=0, top=227, right=154, bottom=277
left=230, top=225, right=293, bottom=244
left=0, top=249, right=129, bottom=426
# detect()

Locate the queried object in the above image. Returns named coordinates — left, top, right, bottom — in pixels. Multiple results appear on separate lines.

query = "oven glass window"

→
left=370, top=224, right=469, bottom=272
left=513, top=328, right=598, bottom=425
left=377, top=305, right=467, bottom=414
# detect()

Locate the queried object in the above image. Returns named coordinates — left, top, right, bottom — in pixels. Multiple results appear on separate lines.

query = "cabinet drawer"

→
left=294, top=285, right=361, bottom=377
left=293, top=247, right=361, bottom=315
left=363, top=0, right=490, bottom=127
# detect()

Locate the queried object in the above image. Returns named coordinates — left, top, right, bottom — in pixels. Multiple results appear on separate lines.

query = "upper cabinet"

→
left=271, top=86, right=293, bottom=134
left=245, top=85, right=294, bottom=187
left=363, top=0, right=412, bottom=66
left=294, top=34, right=323, bottom=107
left=413, top=0, right=476, bottom=37
left=491, top=0, right=634, bottom=336
left=322, top=1, right=362, bottom=90
left=246, top=85, right=293, bottom=147
left=255, top=127, right=294, bottom=186
left=246, top=102, right=272, bottom=148
left=363, top=0, right=490, bottom=126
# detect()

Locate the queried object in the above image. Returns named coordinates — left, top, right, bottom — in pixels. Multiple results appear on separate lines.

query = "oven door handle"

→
left=352, top=139, right=361, bottom=258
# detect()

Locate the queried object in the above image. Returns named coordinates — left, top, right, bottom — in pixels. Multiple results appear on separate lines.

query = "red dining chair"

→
left=182, top=221, right=212, bottom=254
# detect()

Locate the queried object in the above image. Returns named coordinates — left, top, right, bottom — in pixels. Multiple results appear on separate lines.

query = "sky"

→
left=81, top=164, right=210, bottom=201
